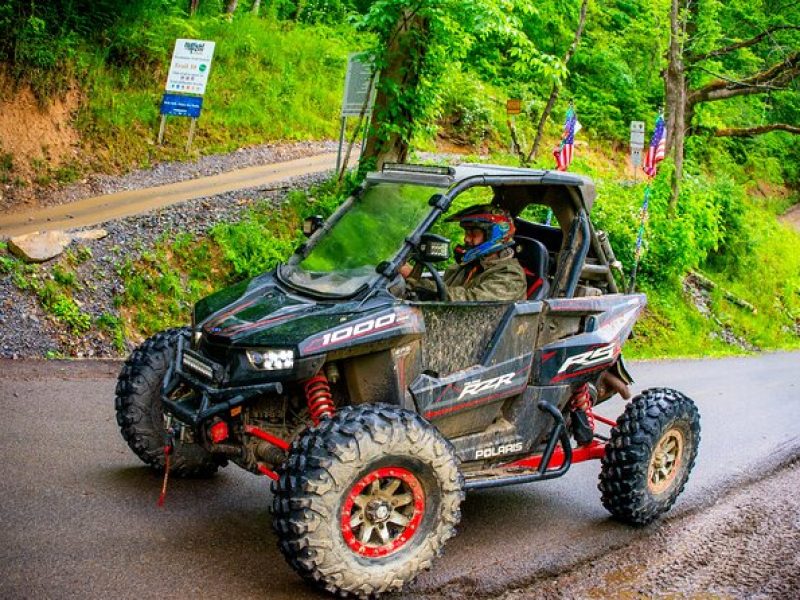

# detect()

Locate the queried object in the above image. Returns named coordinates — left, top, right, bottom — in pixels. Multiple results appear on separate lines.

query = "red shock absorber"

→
left=304, top=373, right=336, bottom=425
left=570, top=383, right=595, bottom=443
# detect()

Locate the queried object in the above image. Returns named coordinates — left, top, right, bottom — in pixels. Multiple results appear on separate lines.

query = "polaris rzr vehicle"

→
left=115, top=163, right=700, bottom=597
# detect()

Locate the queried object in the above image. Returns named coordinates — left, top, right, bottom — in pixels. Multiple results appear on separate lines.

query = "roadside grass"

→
left=625, top=282, right=738, bottom=359
left=702, top=207, right=800, bottom=351
left=1, top=251, right=93, bottom=334
left=116, top=235, right=226, bottom=341
left=73, top=15, right=362, bottom=176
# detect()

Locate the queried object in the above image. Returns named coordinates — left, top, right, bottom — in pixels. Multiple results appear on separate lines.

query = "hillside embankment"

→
left=0, top=142, right=333, bottom=358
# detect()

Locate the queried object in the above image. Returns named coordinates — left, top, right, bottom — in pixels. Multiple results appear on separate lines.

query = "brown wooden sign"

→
left=506, top=99, right=522, bottom=115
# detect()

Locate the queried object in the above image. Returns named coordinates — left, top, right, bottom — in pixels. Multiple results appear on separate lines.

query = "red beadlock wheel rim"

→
left=340, top=466, right=425, bottom=558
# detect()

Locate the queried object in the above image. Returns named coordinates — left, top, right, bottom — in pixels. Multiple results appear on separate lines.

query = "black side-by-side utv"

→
left=115, top=163, right=700, bottom=597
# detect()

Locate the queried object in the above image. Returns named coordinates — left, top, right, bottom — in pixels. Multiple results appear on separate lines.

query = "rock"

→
left=71, top=228, right=108, bottom=241
left=8, top=228, right=108, bottom=263
left=8, top=230, right=72, bottom=262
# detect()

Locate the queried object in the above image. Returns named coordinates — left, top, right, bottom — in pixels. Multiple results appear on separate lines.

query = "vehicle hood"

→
left=194, top=273, right=422, bottom=356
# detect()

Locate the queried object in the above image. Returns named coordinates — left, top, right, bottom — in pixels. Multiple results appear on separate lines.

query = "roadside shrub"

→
left=212, top=207, right=299, bottom=279
left=435, top=68, right=495, bottom=147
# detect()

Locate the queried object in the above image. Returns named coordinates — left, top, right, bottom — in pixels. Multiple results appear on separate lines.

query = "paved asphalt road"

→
left=1, top=352, right=798, bottom=599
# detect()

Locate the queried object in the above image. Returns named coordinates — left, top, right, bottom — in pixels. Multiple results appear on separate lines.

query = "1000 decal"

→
left=319, top=312, right=409, bottom=348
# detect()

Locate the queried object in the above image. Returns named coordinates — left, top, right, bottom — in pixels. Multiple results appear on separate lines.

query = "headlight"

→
left=246, top=349, right=295, bottom=371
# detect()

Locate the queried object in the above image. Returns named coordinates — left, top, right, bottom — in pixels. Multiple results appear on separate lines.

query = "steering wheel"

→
left=421, top=261, right=448, bottom=301
left=403, top=261, right=447, bottom=302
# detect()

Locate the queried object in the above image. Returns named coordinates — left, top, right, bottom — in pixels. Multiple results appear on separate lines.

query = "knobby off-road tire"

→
left=272, top=403, right=464, bottom=598
left=115, top=327, right=223, bottom=477
left=599, top=387, right=700, bottom=525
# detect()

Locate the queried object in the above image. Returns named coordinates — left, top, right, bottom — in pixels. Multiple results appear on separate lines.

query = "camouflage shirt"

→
left=410, top=248, right=527, bottom=302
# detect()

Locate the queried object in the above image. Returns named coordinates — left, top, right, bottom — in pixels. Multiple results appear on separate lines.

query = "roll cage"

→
left=286, top=163, right=619, bottom=301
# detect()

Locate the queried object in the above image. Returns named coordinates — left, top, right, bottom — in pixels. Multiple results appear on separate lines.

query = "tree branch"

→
left=694, top=65, right=788, bottom=91
left=527, top=0, right=589, bottom=162
left=688, top=52, right=799, bottom=104
left=714, top=123, right=800, bottom=137
left=687, top=25, right=800, bottom=63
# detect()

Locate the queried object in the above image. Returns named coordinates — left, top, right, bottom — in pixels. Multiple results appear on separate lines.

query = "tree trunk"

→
left=225, top=0, right=238, bottom=14
left=362, top=10, right=430, bottom=170
left=665, top=0, right=687, bottom=209
left=529, top=87, right=561, bottom=163
left=529, top=0, right=589, bottom=162
left=251, top=0, right=261, bottom=15
left=189, top=0, right=200, bottom=16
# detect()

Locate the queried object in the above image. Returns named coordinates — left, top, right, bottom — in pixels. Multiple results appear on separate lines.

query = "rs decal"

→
left=556, top=345, right=617, bottom=374
left=320, top=313, right=408, bottom=348
left=457, top=373, right=515, bottom=401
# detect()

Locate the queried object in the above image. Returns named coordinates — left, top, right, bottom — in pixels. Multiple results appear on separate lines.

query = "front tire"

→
left=114, top=327, right=223, bottom=477
left=599, top=387, right=700, bottom=525
left=272, top=404, right=464, bottom=597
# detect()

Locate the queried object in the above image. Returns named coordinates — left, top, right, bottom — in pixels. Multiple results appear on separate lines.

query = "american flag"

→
left=553, top=106, right=581, bottom=171
left=642, top=114, right=667, bottom=177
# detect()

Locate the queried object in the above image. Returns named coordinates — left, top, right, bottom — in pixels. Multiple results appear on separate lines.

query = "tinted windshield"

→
left=283, top=182, right=441, bottom=296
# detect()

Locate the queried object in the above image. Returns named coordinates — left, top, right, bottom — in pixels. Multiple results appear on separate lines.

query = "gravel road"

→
left=2, top=141, right=338, bottom=213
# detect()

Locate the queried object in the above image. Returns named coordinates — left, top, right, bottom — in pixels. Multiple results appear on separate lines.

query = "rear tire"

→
left=599, top=387, right=700, bottom=525
left=114, top=327, right=223, bottom=477
left=272, top=404, right=463, bottom=598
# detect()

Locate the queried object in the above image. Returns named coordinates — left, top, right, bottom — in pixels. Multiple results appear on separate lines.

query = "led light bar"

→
left=246, top=349, right=295, bottom=371
left=183, top=352, right=215, bottom=380
left=381, top=163, right=455, bottom=176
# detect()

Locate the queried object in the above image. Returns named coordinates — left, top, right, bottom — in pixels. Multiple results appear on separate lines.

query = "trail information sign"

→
left=506, top=99, right=521, bottom=115
left=165, top=39, right=216, bottom=95
left=341, top=54, right=377, bottom=117
left=336, top=53, right=379, bottom=173
left=158, top=39, right=215, bottom=151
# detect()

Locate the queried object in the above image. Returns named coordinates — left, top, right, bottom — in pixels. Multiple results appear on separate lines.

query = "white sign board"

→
left=631, top=147, right=643, bottom=168
left=629, top=121, right=645, bottom=148
left=165, top=39, right=216, bottom=95
left=341, top=53, right=377, bottom=117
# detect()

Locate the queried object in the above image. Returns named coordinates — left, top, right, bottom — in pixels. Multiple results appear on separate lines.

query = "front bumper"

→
left=160, top=336, right=283, bottom=427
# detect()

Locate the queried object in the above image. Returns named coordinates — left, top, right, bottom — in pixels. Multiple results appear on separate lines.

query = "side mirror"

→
left=302, top=215, right=324, bottom=237
left=419, top=233, right=450, bottom=263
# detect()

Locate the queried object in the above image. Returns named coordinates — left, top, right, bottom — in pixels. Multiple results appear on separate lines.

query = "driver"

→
left=400, top=204, right=527, bottom=301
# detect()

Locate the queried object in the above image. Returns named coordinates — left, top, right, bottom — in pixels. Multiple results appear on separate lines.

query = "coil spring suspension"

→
left=570, top=383, right=595, bottom=432
left=304, top=374, right=336, bottom=425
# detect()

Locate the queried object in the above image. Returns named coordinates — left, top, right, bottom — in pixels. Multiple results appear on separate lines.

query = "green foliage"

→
left=35, top=279, right=92, bottom=333
left=117, top=236, right=218, bottom=334
left=52, top=264, right=78, bottom=287
left=590, top=161, right=756, bottom=289
left=71, top=13, right=358, bottom=168
left=0, top=0, right=173, bottom=100
left=212, top=213, right=298, bottom=278
left=434, top=68, right=496, bottom=147
left=0, top=152, right=13, bottom=184
left=97, top=313, right=127, bottom=353
left=359, top=0, right=558, bottom=161
left=626, top=282, right=736, bottom=359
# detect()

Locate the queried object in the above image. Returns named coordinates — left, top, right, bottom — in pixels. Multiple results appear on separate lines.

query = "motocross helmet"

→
left=447, top=204, right=516, bottom=264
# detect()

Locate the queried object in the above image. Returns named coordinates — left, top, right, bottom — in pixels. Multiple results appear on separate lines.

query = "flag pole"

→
left=627, top=111, right=666, bottom=294
left=627, top=184, right=650, bottom=293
